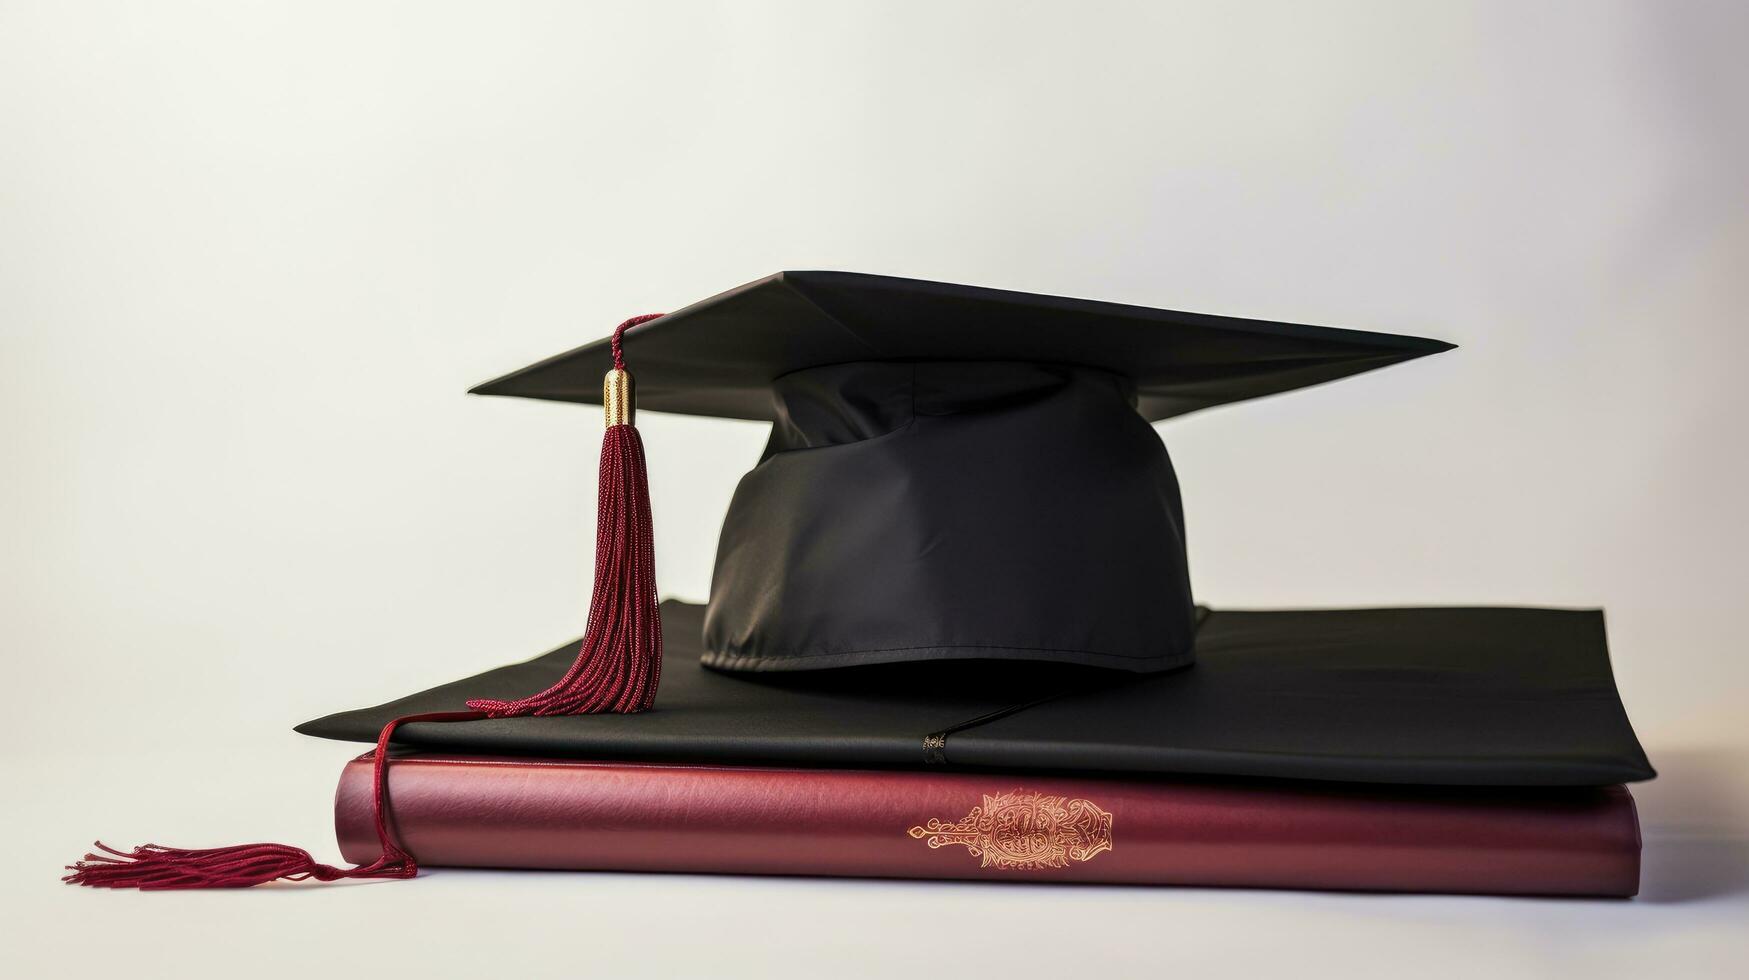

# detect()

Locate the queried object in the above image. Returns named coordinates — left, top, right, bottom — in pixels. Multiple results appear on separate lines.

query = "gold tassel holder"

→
left=604, top=368, right=635, bottom=427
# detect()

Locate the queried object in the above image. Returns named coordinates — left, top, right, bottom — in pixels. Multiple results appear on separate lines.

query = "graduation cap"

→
left=67, top=272, right=1649, bottom=892
left=472, top=270, right=1453, bottom=682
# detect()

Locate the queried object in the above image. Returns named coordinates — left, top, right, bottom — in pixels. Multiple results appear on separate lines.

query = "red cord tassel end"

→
left=63, top=315, right=666, bottom=890
left=61, top=710, right=482, bottom=890
left=62, top=841, right=413, bottom=890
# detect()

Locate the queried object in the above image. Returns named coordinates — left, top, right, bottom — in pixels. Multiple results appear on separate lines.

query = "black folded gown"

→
left=298, top=600, right=1653, bottom=787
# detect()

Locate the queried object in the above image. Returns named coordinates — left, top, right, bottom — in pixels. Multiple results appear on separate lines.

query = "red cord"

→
left=611, top=313, right=663, bottom=372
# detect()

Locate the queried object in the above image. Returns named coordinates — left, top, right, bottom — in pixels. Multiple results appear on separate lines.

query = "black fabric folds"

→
left=702, top=361, right=1195, bottom=672
left=296, top=601, right=1655, bottom=788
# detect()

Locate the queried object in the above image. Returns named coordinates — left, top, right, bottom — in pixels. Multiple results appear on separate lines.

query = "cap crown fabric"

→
left=702, top=361, right=1195, bottom=672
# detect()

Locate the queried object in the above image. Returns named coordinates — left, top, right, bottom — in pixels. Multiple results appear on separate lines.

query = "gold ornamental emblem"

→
left=907, top=791, right=1114, bottom=869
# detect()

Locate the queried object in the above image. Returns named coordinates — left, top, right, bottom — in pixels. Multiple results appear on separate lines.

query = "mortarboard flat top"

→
left=469, top=271, right=1453, bottom=421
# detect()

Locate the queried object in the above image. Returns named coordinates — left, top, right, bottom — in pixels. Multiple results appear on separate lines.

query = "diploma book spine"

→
left=335, top=754, right=1640, bottom=897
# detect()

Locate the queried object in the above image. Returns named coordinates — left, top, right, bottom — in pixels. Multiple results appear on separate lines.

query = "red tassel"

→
left=466, top=313, right=664, bottom=716
left=65, top=315, right=666, bottom=890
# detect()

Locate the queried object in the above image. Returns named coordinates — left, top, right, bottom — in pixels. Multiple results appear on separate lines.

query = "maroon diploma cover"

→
left=336, top=753, right=1641, bottom=897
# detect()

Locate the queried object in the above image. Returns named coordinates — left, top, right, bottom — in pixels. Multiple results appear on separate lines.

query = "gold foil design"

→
left=907, top=791, right=1114, bottom=869
left=603, top=368, right=635, bottom=427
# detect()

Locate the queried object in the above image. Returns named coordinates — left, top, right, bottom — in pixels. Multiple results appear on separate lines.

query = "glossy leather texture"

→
left=336, top=753, right=1641, bottom=897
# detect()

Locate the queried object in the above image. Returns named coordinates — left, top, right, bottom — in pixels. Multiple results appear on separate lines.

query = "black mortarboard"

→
left=475, top=271, right=1453, bottom=676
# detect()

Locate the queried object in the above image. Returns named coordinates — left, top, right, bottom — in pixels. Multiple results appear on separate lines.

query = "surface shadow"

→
left=1637, top=838, right=1749, bottom=904
left=1629, top=747, right=1749, bottom=903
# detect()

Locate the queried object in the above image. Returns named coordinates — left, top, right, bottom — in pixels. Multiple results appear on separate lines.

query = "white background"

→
left=3, top=1, right=1745, bottom=976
